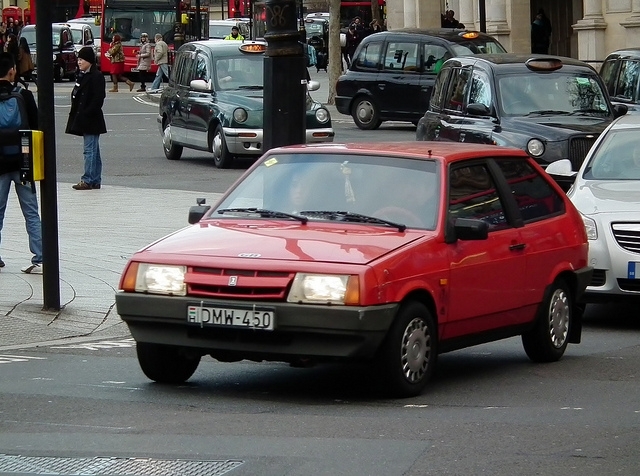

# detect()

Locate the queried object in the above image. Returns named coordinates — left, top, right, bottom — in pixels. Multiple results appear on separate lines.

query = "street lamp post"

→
left=263, top=0, right=306, bottom=151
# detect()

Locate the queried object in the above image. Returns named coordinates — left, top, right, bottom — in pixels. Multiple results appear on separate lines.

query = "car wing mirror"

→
left=188, top=198, right=211, bottom=224
left=612, top=103, right=628, bottom=118
left=545, top=159, right=577, bottom=192
left=466, top=103, right=491, bottom=116
left=307, top=80, right=320, bottom=92
left=65, top=40, right=74, bottom=48
left=190, top=79, right=212, bottom=92
left=453, top=218, right=489, bottom=241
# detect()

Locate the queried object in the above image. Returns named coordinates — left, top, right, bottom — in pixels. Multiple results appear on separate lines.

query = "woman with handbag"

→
left=107, top=34, right=133, bottom=92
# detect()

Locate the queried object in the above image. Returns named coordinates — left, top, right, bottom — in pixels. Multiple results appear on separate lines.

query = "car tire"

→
left=522, top=279, right=572, bottom=363
left=162, top=123, right=183, bottom=160
left=136, top=342, right=201, bottom=384
left=212, top=124, right=233, bottom=168
left=351, top=96, right=382, bottom=130
left=375, top=301, right=437, bottom=398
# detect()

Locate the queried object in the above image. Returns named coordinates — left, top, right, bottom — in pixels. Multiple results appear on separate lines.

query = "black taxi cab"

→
left=416, top=55, right=628, bottom=172
left=19, top=23, right=78, bottom=82
left=335, top=28, right=507, bottom=130
left=158, top=40, right=334, bottom=168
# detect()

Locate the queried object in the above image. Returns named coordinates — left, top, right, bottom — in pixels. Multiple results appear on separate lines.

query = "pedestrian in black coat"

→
left=65, top=46, right=107, bottom=190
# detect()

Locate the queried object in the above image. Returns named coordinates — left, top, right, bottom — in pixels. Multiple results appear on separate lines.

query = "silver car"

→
left=547, top=114, right=640, bottom=301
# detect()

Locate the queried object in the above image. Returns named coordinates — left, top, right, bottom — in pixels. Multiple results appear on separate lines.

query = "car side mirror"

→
left=188, top=198, right=211, bottom=224
left=190, top=79, right=212, bottom=92
left=307, top=80, right=320, bottom=92
left=466, top=103, right=491, bottom=116
left=613, top=103, right=628, bottom=118
left=86, top=39, right=94, bottom=45
left=545, top=159, right=577, bottom=192
left=453, top=218, right=489, bottom=241
left=65, top=40, right=74, bottom=48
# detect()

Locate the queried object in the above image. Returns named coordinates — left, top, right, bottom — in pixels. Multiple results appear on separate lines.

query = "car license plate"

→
left=187, top=304, right=275, bottom=330
left=628, top=262, right=639, bottom=279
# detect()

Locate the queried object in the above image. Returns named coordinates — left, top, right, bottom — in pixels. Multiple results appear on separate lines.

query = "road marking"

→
left=49, top=338, right=135, bottom=350
left=0, top=354, right=47, bottom=364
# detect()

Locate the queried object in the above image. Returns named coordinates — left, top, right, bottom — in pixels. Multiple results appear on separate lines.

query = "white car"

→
left=65, top=18, right=102, bottom=68
left=547, top=114, right=640, bottom=301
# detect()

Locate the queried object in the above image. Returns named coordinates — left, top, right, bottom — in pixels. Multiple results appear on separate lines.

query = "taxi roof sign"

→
left=525, top=57, right=563, bottom=72
left=239, top=42, right=267, bottom=53
left=459, top=31, right=480, bottom=39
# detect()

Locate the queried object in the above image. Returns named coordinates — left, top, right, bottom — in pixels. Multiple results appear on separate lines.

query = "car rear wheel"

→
left=136, top=342, right=201, bottom=383
left=212, top=124, right=233, bottom=168
left=522, top=279, right=571, bottom=362
left=351, top=97, right=382, bottom=130
left=162, top=123, right=183, bottom=160
left=375, top=301, right=437, bottom=398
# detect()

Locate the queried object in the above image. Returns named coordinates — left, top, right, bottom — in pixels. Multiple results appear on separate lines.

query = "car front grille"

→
left=569, top=136, right=598, bottom=170
left=186, top=267, right=294, bottom=300
left=589, top=269, right=606, bottom=287
left=611, top=223, right=640, bottom=254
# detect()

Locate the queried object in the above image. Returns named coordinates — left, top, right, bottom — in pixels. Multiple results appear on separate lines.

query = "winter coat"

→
left=153, top=39, right=168, bottom=65
left=65, top=64, right=107, bottom=136
left=137, top=41, right=152, bottom=71
left=17, top=45, right=33, bottom=75
left=108, top=41, right=125, bottom=63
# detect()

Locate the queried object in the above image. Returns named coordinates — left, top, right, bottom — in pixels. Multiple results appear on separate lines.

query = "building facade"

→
left=386, top=0, right=640, bottom=64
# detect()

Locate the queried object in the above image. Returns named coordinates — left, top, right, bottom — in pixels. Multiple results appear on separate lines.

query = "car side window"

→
left=445, top=67, right=471, bottom=112
left=599, top=59, right=618, bottom=96
left=494, top=159, right=565, bottom=222
left=423, top=43, right=448, bottom=74
left=429, top=66, right=451, bottom=110
left=354, top=41, right=382, bottom=70
left=614, top=60, right=640, bottom=101
left=468, top=69, right=492, bottom=109
left=195, top=53, right=210, bottom=82
left=448, top=163, right=508, bottom=231
left=382, top=41, right=419, bottom=72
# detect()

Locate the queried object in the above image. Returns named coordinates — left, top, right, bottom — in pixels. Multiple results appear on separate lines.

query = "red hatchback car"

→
left=116, top=142, right=592, bottom=397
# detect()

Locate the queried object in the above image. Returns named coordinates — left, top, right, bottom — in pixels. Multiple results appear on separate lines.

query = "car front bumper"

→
left=116, top=292, right=398, bottom=361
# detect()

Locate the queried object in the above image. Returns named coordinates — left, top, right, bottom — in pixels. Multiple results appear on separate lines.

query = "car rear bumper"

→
left=335, top=96, right=351, bottom=115
left=116, top=292, right=398, bottom=360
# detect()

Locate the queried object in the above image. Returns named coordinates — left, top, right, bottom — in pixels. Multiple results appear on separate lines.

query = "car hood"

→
left=217, top=91, right=263, bottom=111
left=139, top=220, right=426, bottom=265
left=504, top=115, right=611, bottom=139
left=571, top=180, right=640, bottom=215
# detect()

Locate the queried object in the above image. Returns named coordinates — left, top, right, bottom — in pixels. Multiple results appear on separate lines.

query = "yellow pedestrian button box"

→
left=20, top=130, right=44, bottom=182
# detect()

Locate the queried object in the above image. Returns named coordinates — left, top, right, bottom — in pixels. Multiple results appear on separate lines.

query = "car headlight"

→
left=233, top=108, right=248, bottom=123
left=527, top=138, right=545, bottom=157
left=287, top=273, right=359, bottom=305
left=124, top=263, right=187, bottom=295
left=581, top=214, right=597, bottom=240
left=315, top=107, right=329, bottom=124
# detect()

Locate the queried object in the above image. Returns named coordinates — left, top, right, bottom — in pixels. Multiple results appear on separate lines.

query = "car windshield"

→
left=103, top=8, right=174, bottom=46
left=498, top=73, right=610, bottom=116
left=450, top=39, right=506, bottom=55
left=215, top=55, right=264, bottom=90
left=213, top=153, right=440, bottom=230
left=583, top=129, right=640, bottom=180
left=305, top=22, right=325, bottom=39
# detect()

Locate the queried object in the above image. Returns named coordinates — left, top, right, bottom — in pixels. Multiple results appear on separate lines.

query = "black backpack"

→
left=0, top=86, right=29, bottom=175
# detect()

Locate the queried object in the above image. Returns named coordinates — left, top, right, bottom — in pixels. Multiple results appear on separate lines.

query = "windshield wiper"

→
left=238, top=85, right=264, bottom=90
left=524, top=110, right=571, bottom=116
left=300, top=210, right=407, bottom=232
left=216, top=208, right=308, bottom=223
left=568, top=108, right=608, bottom=115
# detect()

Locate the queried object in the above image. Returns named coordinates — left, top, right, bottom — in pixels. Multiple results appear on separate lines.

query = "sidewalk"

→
left=0, top=184, right=221, bottom=351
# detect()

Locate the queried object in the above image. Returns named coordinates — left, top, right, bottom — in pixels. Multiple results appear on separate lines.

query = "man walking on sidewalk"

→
left=0, top=52, right=43, bottom=274
left=150, top=33, right=168, bottom=92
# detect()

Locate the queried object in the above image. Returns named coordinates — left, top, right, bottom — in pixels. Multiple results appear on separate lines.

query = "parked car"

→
left=335, top=28, right=507, bottom=130
left=599, top=48, right=640, bottom=114
left=416, top=55, right=628, bottom=175
left=67, top=17, right=102, bottom=68
left=158, top=40, right=334, bottom=168
left=546, top=114, right=640, bottom=302
left=18, top=23, right=78, bottom=82
left=209, top=19, right=250, bottom=40
left=115, top=141, right=592, bottom=398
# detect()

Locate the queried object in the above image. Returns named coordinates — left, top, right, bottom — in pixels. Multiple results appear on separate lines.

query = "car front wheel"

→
left=162, top=123, right=183, bottom=160
left=522, top=279, right=572, bottom=362
left=375, top=301, right=437, bottom=398
left=136, top=342, right=201, bottom=383
left=212, top=124, right=233, bottom=168
left=351, top=97, right=382, bottom=130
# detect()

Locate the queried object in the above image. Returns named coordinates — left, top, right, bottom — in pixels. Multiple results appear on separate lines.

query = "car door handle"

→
left=378, top=83, right=386, bottom=90
left=509, top=243, right=526, bottom=251
left=459, top=132, right=466, bottom=142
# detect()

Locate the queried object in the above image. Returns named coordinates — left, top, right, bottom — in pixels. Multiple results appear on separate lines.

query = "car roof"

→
left=604, top=48, right=640, bottom=59
left=267, top=142, right=529, bottom=163
left=453, top=53, right=596, bottom=69
left=181, top=39, right=264, bottom=52
left=363, top=28, right=500, bottom=44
